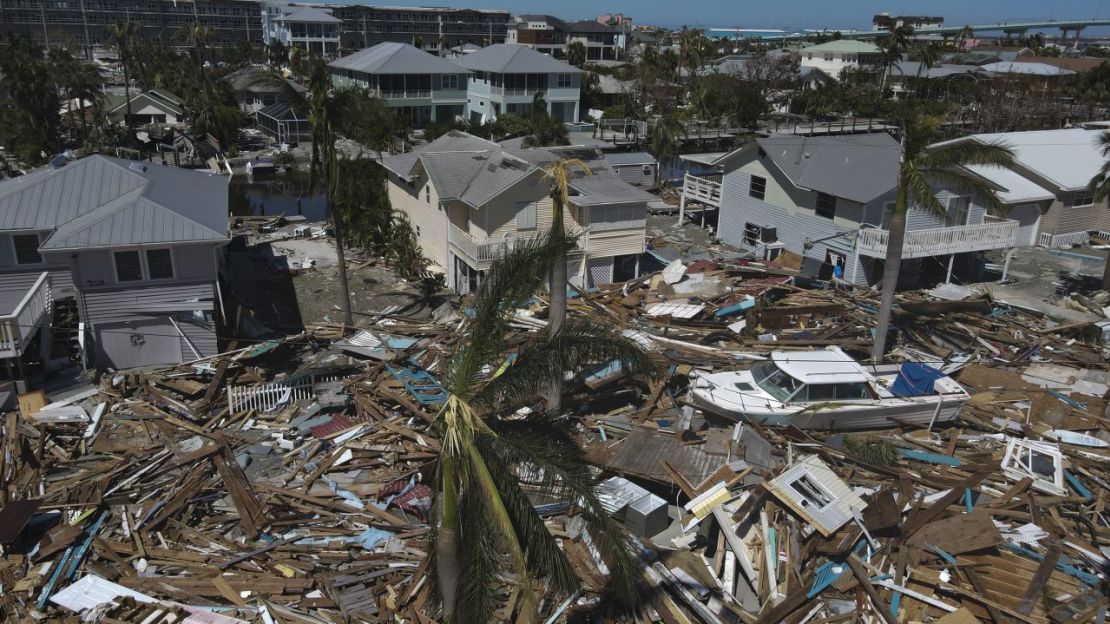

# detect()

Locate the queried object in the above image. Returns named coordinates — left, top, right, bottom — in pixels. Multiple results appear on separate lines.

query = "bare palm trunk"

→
left=548, top=240, right=567, bottom=415
left=872, top=208, right=907, bottom=362
left=122, top=59, right=133, bottom=137
left=1103, top=254, right=1110, bottom=292
left=436, top=457, right=460, bottom=617
left=331, top=204, right=354, bottom=327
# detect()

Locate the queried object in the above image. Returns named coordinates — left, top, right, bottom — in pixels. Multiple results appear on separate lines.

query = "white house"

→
left=380, top=131, right=652, bottom=293
left=455, top=44, right=582, bottom=124
left=799, top=40, right=884, bottom=80
left=264, top=6, right=342, bottom=57
left=679, top=133, right=1026, bottom=286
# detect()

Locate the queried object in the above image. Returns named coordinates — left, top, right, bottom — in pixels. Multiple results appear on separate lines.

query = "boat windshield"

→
left=751, top=361, right=802, bottom=402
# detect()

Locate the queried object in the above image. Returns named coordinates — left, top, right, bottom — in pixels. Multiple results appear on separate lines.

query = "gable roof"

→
left=802, top=40, right=882, bottom=55
left=381, top=131, right=540, bottom=208
left=455, top=44, right=583, bottom=74
left=752, top=133, right=901, bottom=204
left=0, top=155, right=228, bottom=250
left=569, top=174, right=657, bottom=206
left=952, top=128, right=1106, bottom=191
left=104, top=90, right=185, bottom=116
left=276, top=6, right=341, bottom=23
left=329, top=42, right=468, bottom=75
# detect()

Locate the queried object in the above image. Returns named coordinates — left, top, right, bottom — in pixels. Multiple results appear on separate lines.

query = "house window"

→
left=1073, top=189, right=1094, bottom=207
left=441, top=74, right=458, bottom=90
left=114, top=251, right=143, bottom=282
left=823, top=53, right=834, bottom=61
left=946, top=196, right=970, bottom=226
left=516, top=201, right=537, bottom=230
left=12, top=233, right=43, bottom=265
left=425, top=185, right=431, bottom=204
left=816, top=192, right=837, bottom=219
left=749, top=175, right=767, bottom=200
left=556, top=73, right=573, bottom=88
left=146, top=249, right=174, bottom=280
left=788, top=473, right=833, bottom=509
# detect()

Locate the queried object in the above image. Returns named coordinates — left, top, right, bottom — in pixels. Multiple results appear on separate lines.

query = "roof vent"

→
left=129, top=162, right=148, bottom=173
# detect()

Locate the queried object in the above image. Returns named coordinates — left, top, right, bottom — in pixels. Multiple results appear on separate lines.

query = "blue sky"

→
left=340, top=0, right=1110, bottom=31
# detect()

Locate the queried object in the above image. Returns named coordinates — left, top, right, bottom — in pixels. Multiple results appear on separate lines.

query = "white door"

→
left=1008, top=204, right=1041, bottom=247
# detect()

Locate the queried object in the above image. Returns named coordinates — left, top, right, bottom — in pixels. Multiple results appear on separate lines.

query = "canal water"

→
left=229, top=173, right=329, bottom=221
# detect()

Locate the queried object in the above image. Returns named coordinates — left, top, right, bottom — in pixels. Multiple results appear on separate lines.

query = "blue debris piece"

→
left=1065, top=471, right=1093, bottom=500
left=895, top=448, right=962, bottom=467
left=714, top=296, right=756, bottom=318
left=386, top=364, right=449, bottom=406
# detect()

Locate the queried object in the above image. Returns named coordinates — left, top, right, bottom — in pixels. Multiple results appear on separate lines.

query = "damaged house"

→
left=0, top=155, right=229, bottom=374
left=680, top=132, right=1028, bottom=286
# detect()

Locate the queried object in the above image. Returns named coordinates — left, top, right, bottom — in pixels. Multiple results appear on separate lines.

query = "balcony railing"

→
left=379, top=89, right=432, bottom=99
left=856, top=219, right=1019, bottom=259
left=0, top=272, right=52, bottom=359
left=449, top=225, right=583, bottom=269
left=681, top=174, right=723, bottom=207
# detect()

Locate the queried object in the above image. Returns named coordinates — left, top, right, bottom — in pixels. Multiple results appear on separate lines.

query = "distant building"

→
left=263, top=6, right=343, bottom=58
left=799, top=40, right=884, bottom=80
left=102, top=89, right=187, bottom=127
left=507, top=14, right=622, bottom=60
left=872, top=12, right=944, bottom=31
left=597, top=13, right=632, bottom=28
left=455, top=44, right=582, bottom=123
left=329, top=42, right=469, bottom=128
left=224, top=66, right=308, bottom=113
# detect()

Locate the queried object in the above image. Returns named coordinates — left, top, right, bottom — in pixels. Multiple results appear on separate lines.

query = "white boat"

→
left=687, top=347, right=969, bottom=430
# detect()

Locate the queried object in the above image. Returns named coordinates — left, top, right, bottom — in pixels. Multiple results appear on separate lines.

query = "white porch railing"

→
left=857, top=219, right=1019, bottom=259
left=0, top=272, right=52, bottom=359
left=1037, top=231, right=1091, bottom=248
left=448, top=224, right=585, bottom=270
left=226, top=373, right=341, bottom=414
left=681, top=174, right=723, bottom=207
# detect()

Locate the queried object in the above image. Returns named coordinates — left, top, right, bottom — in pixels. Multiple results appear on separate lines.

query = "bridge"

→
left=710, top=18, right=1110, bottom=42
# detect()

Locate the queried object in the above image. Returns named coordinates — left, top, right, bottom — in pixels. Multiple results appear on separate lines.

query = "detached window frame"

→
left=113, top=250, right=144, bottom=283
left=1001, top=438, right=1066, bottom=496
left=11, top=233, right=44, bottom=265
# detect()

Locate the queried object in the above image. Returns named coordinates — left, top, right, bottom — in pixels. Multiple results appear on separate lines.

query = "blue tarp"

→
left=889, top=362, right=946, bottom=398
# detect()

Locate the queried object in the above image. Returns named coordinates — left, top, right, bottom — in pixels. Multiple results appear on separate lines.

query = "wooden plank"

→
left=1017, top=542, right=1061, bottom=616
left=846, top=555, right=898, bottom=624
left=905, top=511, right=1002, bottom=555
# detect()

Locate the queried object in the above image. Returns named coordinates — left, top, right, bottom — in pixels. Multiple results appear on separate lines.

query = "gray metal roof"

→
left=329, top=42, right=468, bottom=75
left=570, top=174, right=657, bottom=206
left=455, top=44, right=583, bottom=74
left=753, top=133, right=901, bottom=204
left=276, top=7, right=341, bottom=23
left=602, top=152, right=656, bottom=166
left=0, top=155, right=228, bottom=250
left=381, top=131, right=541, bottom=208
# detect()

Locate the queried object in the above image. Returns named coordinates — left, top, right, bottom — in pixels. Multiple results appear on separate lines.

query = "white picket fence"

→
left=226, top=373, right=340, bottom=414
left=1037, top=231, right=1092, bottom=248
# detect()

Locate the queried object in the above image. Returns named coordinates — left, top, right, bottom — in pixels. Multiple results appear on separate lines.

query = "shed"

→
left=256, top=101, right=312, bottom=144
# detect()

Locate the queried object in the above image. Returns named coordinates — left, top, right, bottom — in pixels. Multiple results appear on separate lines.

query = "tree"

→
left=0, top=36, right=61, bottom=163
left=542, top=158, right=592, bottom=414
left=252, top=63, right=394, bottom=327
left=871, top=112, right=1014, bottom=361
left=566, top=41, right=587, bottom=68
left=877, top=24, right=913, bottom=91
left=108, top=20, right=139, bottom=137
left=1088, top=131, right=1110, bottom=290
left=267, top=40, right=287, bottom=67
left=182, top=24, right=244, bottom=148
left=49, top=45, right=102, bottom=145
left=650, top=113, right=683, bottom=187
left=431, top=232, right=653, bottom=623
left=521, top=91, right=569, bottom=147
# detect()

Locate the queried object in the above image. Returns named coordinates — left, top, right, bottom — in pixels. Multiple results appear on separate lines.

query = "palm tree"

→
left=431, top=232, right=653, bottom=623
left=878, top=24, right=913, bottom=91
left=108, top=20, right=138, bottom=136
left=566, top=41, right=587, bottom=68
left=253, top=63, right=392, bottom=327
left=871, top=114, right=1014, bottom=361
left=650, top=113, right=683, bottom=187
left=912, top=42, right=940, bottom=79
left=542, top=158, right=592, bottom=414
left=1089, top=131, right=1110, bottom=290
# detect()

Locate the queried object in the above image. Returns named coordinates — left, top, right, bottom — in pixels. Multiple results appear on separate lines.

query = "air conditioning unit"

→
left=764, top=241, right=785, bottom=261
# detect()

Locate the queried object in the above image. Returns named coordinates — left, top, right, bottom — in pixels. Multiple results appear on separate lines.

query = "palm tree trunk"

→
left=436, top=457, right=460, bottom=617
left=872, top=206, right=907, bottom=363
left=122, top=60, right=133, bottom=136
left=548, top=240, right=567, bottom=415
left=1102, top=254, right=1110, bottom=292
left=331, top=204, right=355, bottom=327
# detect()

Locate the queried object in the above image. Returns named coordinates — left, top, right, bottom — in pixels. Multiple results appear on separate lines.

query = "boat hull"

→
left=688, top=390, right=965, bottom=430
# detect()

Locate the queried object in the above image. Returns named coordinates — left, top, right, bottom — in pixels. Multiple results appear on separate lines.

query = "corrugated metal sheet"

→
left=755, top=133, right=901, bottom=204
left=606, top=429, right=725, bottom=486
left=456, top=44, right=583, bottom=74
left=81, top=282, right=218, bottom=363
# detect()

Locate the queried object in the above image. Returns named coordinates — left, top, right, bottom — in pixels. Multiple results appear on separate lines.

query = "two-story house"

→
left=799, top=40, right=884, bottom=80
left=381, top=131, right=652, bottom=293
left=941, top=128, right=1110, bottom=248
left=328, top=42, right=470, bottom=129
left=507, top=15, right=570, bottom=57
left=0, top=156, right=229, bottom=371
left=566, top=20, right=622, bottom=61
left=226, top=66, right=308, bottom=114
left=265, top=6, right=343, bottom=58
left=679, top=133, right=1025, bottom=287
left=456, top=44, right=583, bottom=124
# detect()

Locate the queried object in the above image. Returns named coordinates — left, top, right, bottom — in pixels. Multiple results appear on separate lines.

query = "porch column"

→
left=945, top=254, right=955, bottom=284
left=678, top=192, right=687, bottom=226
left=1000, top=248, right=1016, bottom=283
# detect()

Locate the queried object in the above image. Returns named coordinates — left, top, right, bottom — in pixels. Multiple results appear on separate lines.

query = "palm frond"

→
left=920, top=140, right=1014, bottom=170
left=445, top=232, right=561, bottom=399
left=903, top=167, right=946, bottom=218
left=1091, top=158, right=1110, bottom=203
left=473, top=317, right=657, bottom=408
left=924, top=167, right=1008, bottom=213
left=246, top=72, right=309, bottom=116
left=486, top=414, right=642, bottom=608
left=476, top=434, right=580, bottom=595
left=452, top=474, right=504, bottom=624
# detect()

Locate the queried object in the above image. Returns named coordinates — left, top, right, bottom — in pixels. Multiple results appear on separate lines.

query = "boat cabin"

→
left=749, top=349, right=876, bottom=403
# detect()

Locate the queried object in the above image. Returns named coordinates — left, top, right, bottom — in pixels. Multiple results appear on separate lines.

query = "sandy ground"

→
left=975, top=245, right=1109, bottom=322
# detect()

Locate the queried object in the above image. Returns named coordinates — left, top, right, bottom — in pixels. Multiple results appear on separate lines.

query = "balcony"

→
left=856, top=218, right=1019, bottom=259
left=379, top=89, right=432, bottom=100
left=681, top=173, right=723, bottom=207
left=0, top=272, right=53, bottom=359
left=449, top=225, right=583, bottom=270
